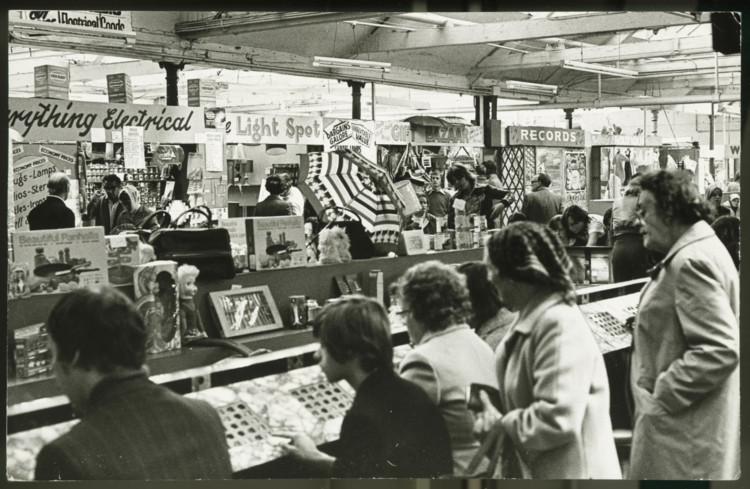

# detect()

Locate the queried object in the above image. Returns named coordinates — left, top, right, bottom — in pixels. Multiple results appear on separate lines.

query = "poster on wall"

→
left=564, top=151, right=587, bottom=193
left=12, top=144, right=80, bottom=231
left=564, top=191, right=587, bottom=211
left=536, top=147, right=564, bottom=192
left=599, top=148, right=613, bottom=199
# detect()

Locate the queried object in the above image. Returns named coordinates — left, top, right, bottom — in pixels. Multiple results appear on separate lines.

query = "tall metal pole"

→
left=157, top=61, right=185, bottom=106
left=347, top=80, right=365, bottom=120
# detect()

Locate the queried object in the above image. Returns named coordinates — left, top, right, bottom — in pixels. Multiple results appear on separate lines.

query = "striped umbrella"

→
left=301, top=151, right=404, bottom=249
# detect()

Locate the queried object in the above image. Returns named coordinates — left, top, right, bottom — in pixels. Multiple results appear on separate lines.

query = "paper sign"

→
left=453, top=198, right=466, bottom=211
left=111, top=131, right=123, bottom=143
left=123, top=126, right=145, bottom=168
left=91, top=128, right=106, bottom=142
left=205, top=132, right=224, bottom=172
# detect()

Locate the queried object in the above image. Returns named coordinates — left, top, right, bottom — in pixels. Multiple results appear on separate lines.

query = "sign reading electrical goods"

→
left=11, top=10, right=135, bottom=38
left=508, top=126, right=585, bottom=148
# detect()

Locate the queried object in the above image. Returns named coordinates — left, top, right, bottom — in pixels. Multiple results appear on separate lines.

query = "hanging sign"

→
left=10, top=10, right=135, bottom=38
left=410, top=124, right=484, bottom=147
left=508, top=126, right=585, bottom=148
left=9, top=97, right=203, bottom=144
left=224, top=113, right=323, bottom=145
left=123, top=126, right=146, bottom=168
left=375, top=121, right=413, bottom=145
left=323, top=119, right=377, bottom=162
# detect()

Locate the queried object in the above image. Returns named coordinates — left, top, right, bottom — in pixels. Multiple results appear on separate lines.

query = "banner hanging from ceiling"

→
left=222, top=112, right=323, bottom=145
left=10, top=10, right=135, bottom=39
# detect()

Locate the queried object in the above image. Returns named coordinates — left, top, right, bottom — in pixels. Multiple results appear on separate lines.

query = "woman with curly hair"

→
left=629, top=169, right=739, bottom=479
left=475, top=222, right=621, bottom=479
left=396, top=261, right=498, bottom=477
left=561, top=204, right=607, bottom=246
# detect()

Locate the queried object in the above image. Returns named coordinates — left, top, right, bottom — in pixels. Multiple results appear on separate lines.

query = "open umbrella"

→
left=301, top=150, right=405, bottom=252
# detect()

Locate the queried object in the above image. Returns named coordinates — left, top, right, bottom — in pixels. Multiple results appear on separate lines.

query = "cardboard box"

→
left=34, top=65, right=70, bottom=100
left=105, top=234, right=141, bottom=285
left=187, top=79, right=217, bottom=107
left=245, top=216, right=307, bottom=271
left=132, top=260, right=181, bottom=354
left=106, top=73, right=133, bottom=104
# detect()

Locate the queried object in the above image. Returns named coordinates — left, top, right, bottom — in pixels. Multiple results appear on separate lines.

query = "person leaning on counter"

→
left=34, top=286, right=232, bottom=480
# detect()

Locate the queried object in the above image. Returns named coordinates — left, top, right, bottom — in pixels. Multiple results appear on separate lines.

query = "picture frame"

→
left=397, top=230, right=429, bottom=256
left=209, top=285, right=283, bottom=338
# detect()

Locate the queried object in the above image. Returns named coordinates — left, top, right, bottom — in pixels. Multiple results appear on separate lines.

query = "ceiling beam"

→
left=174, top=12, right=394, bottom=39
left=357, top=12, right=705, bottom=54
left=472, top=35, right=716, bottom=73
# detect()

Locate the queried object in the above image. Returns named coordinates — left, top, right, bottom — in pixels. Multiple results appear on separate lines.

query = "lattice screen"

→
left=499, top=146, right=535, bottom=227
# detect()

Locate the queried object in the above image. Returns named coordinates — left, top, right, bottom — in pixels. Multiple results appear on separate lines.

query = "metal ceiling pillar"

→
left=347, top=80, right=366, bottom=120
left=651, top=109, right=659, bottom=135
left=158, top=61, right=185, bottom=106
left=564, top=108, right=575, bottom=129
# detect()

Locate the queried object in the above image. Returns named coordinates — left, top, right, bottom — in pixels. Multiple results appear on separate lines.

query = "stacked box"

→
left=187, top=79, right=217, bottom=107
left=105, top=234, right=141, bottom=285
left=245, top=216, right=307, bottom=271
left=13, top=323, right=52, bottom=379
left=34, top=65, right=70, bottom=100
left=106, top=73, right=133, bottom=104
left=133, top=260, right=181, bottom=354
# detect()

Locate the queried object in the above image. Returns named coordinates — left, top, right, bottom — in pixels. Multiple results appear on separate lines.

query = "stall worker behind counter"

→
left=278, top=172, right=305, bottom=216
left=27, top=172, right=75, bottom=231
left=446, top=164, right=511, bottom=230
left=629, top=169, right=739, bottom=480
left=112, top=185, right=153, bottom=234
left=255, top=175, right=295, bottom=217
left=82, top=174, right=124, bottom=235
left=34, top=286, right=232, bottom=480
left=281, top=295, right=453, bottom=478
left=425, top=170, right=451, bottom=229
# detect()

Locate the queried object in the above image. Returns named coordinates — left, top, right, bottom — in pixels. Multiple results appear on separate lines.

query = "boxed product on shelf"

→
left=10, top=227, right=109, bottom=295
left=245, top=216, right=307, bottom=271
left=218, top=217, right=249, bottom=272
left=133, top=260, right=181, bottom=354
left=105, top=234, right=142, bottom=285
left=13, top=323, right=53, bottom=379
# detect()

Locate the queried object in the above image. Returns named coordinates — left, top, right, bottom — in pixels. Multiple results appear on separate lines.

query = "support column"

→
left=651, top=109, right=659, bottom=135
left=564, top=108, right=575, bottom=129
left=158, top=61, right=185, bottom=106
left=347, top=80, right=365, bottom=120
left=708, top=105, right=715, bottom=177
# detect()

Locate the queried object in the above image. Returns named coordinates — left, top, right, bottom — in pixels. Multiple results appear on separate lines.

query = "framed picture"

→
left=398, top=230, right=429, bottom=256
left=209, top=286, right=283, bottom=338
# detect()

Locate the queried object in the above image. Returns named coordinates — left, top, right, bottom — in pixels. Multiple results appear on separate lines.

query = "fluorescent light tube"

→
left=313, top=56, right=391, bottom=72
left=562, top=60, right=638, bottom=78
left=504, top=80, right=558, bottom=95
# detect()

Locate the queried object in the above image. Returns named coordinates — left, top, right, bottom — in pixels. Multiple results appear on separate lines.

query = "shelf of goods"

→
left=7, top=273, right=646, bottom=479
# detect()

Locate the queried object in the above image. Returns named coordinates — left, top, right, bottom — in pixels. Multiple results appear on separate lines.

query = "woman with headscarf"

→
left=114, top=184, right=153, bottom=232
left=474, top=222, right=621, bottom=479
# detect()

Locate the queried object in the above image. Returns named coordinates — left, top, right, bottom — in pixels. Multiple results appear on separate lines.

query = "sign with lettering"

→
left=375, top=121, right=412, bottom=145
left=12, top=144, right=79, bottom=231
left=411, top=124, right=484, bottom=147
left=508, top=126, right=585, bottom=148
left=323, top=119, right=376, bottom=162
left=589, top=133, right=661, bottom=147
left=11, top=10, right=135, bottom=38
left=224, top=113, right=323, bottom=145
left=9, top=98, right=203, bottom=143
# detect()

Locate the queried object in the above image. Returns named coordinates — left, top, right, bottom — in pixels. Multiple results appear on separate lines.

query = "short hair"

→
left=639, top=170, right=712, bottom=225
left=264, top=175, right=286, bottom=195
left=396, top=260, right=471, bottom=332
left=47, top=172, right=70, bottom=196
left=561, top=205, right=591, bottom=236
left=456, top=261, right=503, bottom=330
left=46, top=286, right=147, bottom=372
left=536, top=173, right=551, bottom=187
left=446, top=164, right=476, bottom=187
left=482, top=160, right=498, bottom=175
left=277, top=172, right=293, bottom=186
left=485, top=221, right=576, bottom=305
left=508, top=211, right=527, bottom=223
left=102, top=174, right=122, bottom=187
left=312, top=295, right=393, bottom=373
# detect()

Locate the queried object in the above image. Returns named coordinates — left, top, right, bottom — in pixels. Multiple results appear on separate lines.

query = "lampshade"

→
left=266, top=144, right=287, bottom=156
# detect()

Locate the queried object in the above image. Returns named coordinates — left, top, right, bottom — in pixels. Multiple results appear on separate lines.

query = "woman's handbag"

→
left=148, top=206, right=236, bottom=279
left=112, top=210, right=172, bottom=243
left=316, top=206, right=375, bottom=260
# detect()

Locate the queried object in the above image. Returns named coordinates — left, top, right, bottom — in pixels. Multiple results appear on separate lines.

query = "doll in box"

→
left=177, top=264, right=207, bottom=341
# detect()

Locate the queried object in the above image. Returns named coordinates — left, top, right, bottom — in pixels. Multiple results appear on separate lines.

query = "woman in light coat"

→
left=475, top=222, right=621, bottom=479
left=629, top=170, right=739, bottom=479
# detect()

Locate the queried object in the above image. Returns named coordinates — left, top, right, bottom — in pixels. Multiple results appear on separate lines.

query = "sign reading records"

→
left=507, top=126, right=585, bottom=148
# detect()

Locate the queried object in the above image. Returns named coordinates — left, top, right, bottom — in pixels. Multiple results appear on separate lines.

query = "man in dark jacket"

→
left=34, top=286, right=232, bottom=480
left=27, top=172, right=75, bottom=230
left=521, top=172, right=563, bottom=226
left=255, top=174, right=294, bottom=217
left=83, top=174, right=124, bottom=235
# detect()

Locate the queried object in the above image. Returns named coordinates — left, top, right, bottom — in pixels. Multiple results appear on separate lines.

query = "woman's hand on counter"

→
left=472, top=390, right=504, bottom=439
left=277, top=432, right=335, bottom=466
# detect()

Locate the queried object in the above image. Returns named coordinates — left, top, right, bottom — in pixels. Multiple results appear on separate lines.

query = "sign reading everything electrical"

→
left=11, top=10, right=135, bottom=38
left=508, top=126, right=585, bottom=148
